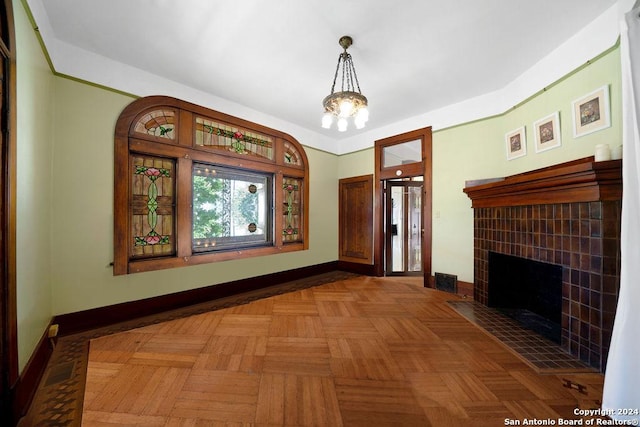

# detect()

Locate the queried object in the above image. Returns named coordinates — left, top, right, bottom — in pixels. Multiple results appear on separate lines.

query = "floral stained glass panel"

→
left=283, top=141, right=303, bottom=166
left=131, top=155, right=176, bottom=258
left=133, top=110, right=176, bottom=140
left=195, top=117, right=274, bottom=160
left=282, top=177, right=303, bottom=243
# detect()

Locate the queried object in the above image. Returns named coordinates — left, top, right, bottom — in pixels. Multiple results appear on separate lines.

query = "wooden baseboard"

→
left=336, top=260, right=377, bottom=276
left=10, top=320, right=54, bottom=425
left=54, top=261, right=340, bottom=337
left=429, top=275, right=474, bottom=299
left=456, top=280, right=474, bottom=298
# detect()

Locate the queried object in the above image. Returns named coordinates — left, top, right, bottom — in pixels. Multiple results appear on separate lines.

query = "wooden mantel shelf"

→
left=463, top=156, right=622, bottom=208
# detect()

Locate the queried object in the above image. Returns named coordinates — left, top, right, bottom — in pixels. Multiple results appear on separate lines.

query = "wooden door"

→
left=338, top=175, right=373, bottom=267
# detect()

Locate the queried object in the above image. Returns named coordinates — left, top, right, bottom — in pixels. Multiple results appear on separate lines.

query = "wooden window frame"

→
left=114, top=96, right=309, bottom=275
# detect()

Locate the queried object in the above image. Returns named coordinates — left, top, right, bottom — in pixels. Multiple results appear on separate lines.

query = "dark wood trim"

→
left=337, top=260, right=376, bottom=276
left=456, top=280, right=474, bottom=299
left=1, top=0, right=18, bottom=425
left=463, top=157, right=622, bottom=208
left=374, top=127, right=433, bottom=283
left=54, top=262, right=339, bottom=336
left=127, top=242, right=306, bottom=274
left=9, top=321, right=53, bottom=424
left=427, top=275, right=474, bottom=299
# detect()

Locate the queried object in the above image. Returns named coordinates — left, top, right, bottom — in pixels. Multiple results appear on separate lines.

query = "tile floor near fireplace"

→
left=448, top=300, right=594, bottom=373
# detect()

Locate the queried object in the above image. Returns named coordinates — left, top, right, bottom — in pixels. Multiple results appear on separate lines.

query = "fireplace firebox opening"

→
left=488, top=252, right=563, bottom=343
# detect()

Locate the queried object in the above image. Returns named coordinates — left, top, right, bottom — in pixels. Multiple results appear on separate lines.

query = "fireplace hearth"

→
left=464, top=157, right=622, bottom=372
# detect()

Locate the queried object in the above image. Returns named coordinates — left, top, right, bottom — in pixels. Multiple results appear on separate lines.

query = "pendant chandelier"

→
left=321, top=35, right=369, bottom=132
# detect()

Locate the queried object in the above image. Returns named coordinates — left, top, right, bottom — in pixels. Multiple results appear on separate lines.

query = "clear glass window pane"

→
left=408, top=186, right=422, bottom=272
left=383, top=139, right=422, bottom=167
left=192, top=164, right=272, bottom=252
left=391, top=186, right=404, bottom=272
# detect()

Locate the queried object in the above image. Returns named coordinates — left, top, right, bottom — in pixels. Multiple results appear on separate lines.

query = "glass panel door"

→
left=385, top=181, right=423, bottom=275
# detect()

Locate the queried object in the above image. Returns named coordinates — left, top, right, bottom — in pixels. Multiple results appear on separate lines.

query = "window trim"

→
left=114, top=96, right=309, bottom=275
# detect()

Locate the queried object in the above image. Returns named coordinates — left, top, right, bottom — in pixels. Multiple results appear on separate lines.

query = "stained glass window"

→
left=131, top=155, right=175, bottom=258
left=114, top=96, right=308, bottom=275
left=195, top=117, right=274, bottom=160
left=133, top=109, right=176, bottom=140
left=282, top=177, right=303, bottom=243
left=283, top=141, right=303, bottom=166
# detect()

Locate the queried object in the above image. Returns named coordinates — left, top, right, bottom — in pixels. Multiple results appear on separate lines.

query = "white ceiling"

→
left=27, top=0, right=620, bottom=150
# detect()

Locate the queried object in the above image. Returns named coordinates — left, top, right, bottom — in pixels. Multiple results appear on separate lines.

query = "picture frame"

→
left=505, top=126, right=527, bottom=160
left=571, top=85, right=611, bottom=138
left=533, top=112, right=561, bottom=153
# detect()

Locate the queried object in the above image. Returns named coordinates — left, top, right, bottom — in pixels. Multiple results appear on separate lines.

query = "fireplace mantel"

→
left=463, top=157, right=622, bottom=208
left=463, top=156, right=622, bottom=372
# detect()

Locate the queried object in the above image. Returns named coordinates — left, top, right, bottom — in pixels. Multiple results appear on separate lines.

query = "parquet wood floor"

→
left=80, top=276, right=605, bottom=426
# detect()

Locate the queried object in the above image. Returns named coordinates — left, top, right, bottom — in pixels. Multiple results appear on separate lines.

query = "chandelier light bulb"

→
left=337, top=117, right=348, bottom=132
left=322, top=112, right=333, bottom=129
left=338, top=99, right=353, bottom=117
left=354, top=116, right=366, bottom=129
left=355, top=106, right=369, bottom=123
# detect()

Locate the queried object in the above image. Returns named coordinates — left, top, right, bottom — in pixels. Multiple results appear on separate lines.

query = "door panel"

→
left=385, top=181, right=422, bottom=276
left=339, top=175, right=373, bottom=264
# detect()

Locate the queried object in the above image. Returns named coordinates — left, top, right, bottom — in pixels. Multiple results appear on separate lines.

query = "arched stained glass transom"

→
left=114, top=96, right=308, bottom=275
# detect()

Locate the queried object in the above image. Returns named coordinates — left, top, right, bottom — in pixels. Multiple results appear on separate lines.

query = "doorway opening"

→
left=384, top=179, right=423, bottom=276
left=374, top=127, right=432, bottom=286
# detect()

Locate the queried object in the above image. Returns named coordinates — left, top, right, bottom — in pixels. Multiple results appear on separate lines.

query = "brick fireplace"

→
left=464, top=157, right=621, bottom=372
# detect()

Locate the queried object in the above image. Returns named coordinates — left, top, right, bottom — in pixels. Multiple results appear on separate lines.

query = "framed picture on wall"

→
left=505, top=126, right=527, bottom=160
left=533, top=112, right=561, bottom=153
left=571, top=85, right=611, bottom=138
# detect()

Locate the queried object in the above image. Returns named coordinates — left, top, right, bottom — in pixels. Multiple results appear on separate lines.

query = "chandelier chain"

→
left=347, top=54, right=362, bottom=94
left=329, top=55, right=342, bottom=94
left=342, top=54, right=352, bottom=92
left=321, top=35, right=369, bottom=131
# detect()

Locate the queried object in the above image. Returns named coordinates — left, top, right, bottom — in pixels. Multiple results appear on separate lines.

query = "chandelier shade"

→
left=322, top=36, right=369, bottom=131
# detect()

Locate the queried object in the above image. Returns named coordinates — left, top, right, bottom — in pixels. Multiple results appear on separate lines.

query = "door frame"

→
left=1, top=0, right=18, bottom=422
left=384, top=180, right=424, bottom=276
left=374, top=127, right=432, bottom=286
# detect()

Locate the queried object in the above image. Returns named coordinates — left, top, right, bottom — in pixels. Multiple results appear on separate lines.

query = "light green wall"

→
left=338, top=44, right=622, bottom=283
left=50, top=77, right=339, bottom=315
left=14, top=0, right=621, bottom=373
left=15, top=0, right=55, bottom=371
left=337, top=148, right=374, bottom=179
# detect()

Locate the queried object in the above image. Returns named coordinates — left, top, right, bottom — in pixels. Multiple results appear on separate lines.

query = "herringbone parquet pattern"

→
left=81, top=276, right=605, bottom=426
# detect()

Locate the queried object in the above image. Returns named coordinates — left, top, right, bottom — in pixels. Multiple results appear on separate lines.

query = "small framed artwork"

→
left=505, top=126, right=527, bottom=160
left=571, top=85, right=611, bottom=138
left=533, top=112, right=561, bottom=153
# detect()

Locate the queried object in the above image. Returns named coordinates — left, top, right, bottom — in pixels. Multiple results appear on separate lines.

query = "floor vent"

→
left=435, top=272, right=458, bottom=294
left=44, top=361, right=75, bottom=387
